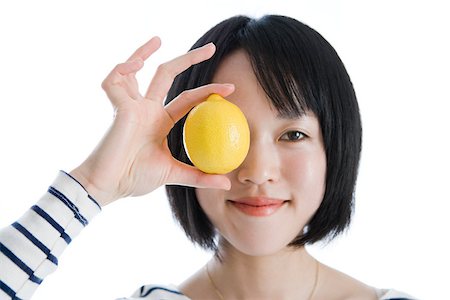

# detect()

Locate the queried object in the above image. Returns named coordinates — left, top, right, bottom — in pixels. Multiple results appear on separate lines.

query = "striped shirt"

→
left=0, top=172, right=416, bottom=300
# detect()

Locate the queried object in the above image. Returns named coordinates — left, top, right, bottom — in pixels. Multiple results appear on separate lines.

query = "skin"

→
left=196, top=50, right=327, bottom=258
left=71, top=37, right=233, bottom=205
left=70, top=38, right=377, bottom=299
left=179, top=50, right=378, bottom=299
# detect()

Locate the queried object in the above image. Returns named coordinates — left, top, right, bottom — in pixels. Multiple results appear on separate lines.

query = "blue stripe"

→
left=48, top=186, right=88, bottom=226
left=0, top=280, right=17, bottom=299
left=88, top=195, right=101, bottom=210
left=140, top=286, right=184, bottom=297
left=11, top=222, right=58, bottom=265
left=0, top=242, right=43, bottom=284
left=0, top=280, right=22, bottom=299
left=61, top=170, right=102, bottom=210
left=31, top=205, right=72, bottom=244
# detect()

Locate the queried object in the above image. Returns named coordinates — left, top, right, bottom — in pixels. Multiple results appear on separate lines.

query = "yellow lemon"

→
left=183, top=93, right=250, bottom=174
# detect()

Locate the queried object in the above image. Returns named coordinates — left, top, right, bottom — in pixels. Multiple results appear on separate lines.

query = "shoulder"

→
left=123, top=284, right=190, bottom=300
left=315, top=263, right=378, bottom=299
left=177, top=266, right=218, bottom=299
left=315, top=263, right=416, bottom=300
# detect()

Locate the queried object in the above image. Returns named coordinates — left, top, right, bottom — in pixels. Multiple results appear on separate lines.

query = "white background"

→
left=0, top=0, right=448, bottom=299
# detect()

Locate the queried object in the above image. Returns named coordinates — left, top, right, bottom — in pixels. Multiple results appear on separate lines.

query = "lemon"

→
left=183, top=93, right=250, bottom=174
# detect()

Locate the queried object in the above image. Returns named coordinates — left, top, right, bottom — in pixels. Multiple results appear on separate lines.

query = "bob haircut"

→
left=165, top=15, right=362, bottom=252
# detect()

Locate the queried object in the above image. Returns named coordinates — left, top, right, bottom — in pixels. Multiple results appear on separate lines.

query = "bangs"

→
left=239, top=16, right=321, bottom=118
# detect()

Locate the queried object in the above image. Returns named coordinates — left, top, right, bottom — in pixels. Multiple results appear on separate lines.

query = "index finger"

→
left=126, top=36, right=162, bottom=62
left=144, top=43, right=216, bottom=101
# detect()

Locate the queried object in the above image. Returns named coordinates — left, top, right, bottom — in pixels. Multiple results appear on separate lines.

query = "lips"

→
left=228, top=197, right=287, bottom=217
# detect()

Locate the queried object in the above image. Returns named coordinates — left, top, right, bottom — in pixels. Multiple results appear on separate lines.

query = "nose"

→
left=236, top=140, right=280, bottom=185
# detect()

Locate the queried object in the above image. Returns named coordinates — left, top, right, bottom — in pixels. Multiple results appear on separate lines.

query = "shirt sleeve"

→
left=126, top=284, right=190, bottom=300
left=377, top=288, right=418, bottom=300
left=0, top=171, right=101, bottom=300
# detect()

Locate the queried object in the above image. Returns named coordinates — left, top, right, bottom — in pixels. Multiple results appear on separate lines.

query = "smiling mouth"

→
left=227, top=199, right=287, bottom=217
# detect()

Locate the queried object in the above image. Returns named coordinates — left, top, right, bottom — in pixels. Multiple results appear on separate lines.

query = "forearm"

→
left=0, top=171, right=101, bottom=300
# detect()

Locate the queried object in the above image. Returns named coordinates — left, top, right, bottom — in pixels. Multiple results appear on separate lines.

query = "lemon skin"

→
left=183, top=93, right=250, bottom=174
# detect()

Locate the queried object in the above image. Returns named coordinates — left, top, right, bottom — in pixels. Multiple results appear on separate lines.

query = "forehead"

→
left=212, top=50, right=276, bottom=115
left=212, top=50, right=256, bottom=96
left=211, top=50, right=319, bottom=128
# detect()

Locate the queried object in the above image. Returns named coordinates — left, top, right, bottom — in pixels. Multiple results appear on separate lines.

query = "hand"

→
left=70, top=37, right=233, bottom=206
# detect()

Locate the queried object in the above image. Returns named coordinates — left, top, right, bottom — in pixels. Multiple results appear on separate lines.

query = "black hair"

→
left=164, top=15, right=362, bottom=252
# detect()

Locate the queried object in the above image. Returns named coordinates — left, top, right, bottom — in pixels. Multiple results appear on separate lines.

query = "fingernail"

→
left=223, top=180, right=231, bottom=190
left=204, top=42, right=215, bottom=48
left=224, top=83, right=235, bottom=88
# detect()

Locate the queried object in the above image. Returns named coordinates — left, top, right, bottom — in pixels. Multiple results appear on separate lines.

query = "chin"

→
left=241, top=246, right=287, bottom=257
left=220, top=234, right=295, bottom=257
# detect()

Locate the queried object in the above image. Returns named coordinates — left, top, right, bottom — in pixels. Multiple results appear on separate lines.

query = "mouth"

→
left=227, top=197, right=288, bottom=217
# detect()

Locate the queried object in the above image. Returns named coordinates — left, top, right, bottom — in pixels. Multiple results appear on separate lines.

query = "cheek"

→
left=284, top=151, right=327, bottom=203
left=195, top=188, right=226, bottom=220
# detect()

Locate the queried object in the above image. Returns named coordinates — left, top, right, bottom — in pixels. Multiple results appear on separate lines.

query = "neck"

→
left=207, top=241, right=319, bottom=300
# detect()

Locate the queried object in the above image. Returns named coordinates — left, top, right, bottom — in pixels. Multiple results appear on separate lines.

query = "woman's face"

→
left=196, top=50, right=327, bottom=256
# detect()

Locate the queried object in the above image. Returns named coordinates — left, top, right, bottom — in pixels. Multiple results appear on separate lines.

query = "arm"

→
left=0, top=171, right=101, bottom=299
left=0, top=36, right=232, bottom=299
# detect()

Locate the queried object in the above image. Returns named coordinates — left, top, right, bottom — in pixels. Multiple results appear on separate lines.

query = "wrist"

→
left=69, top=166, right=116, bottom=207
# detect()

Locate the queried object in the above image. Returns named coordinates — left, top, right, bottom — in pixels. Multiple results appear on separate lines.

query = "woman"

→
left=0, top=15, right=415, bottom=299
